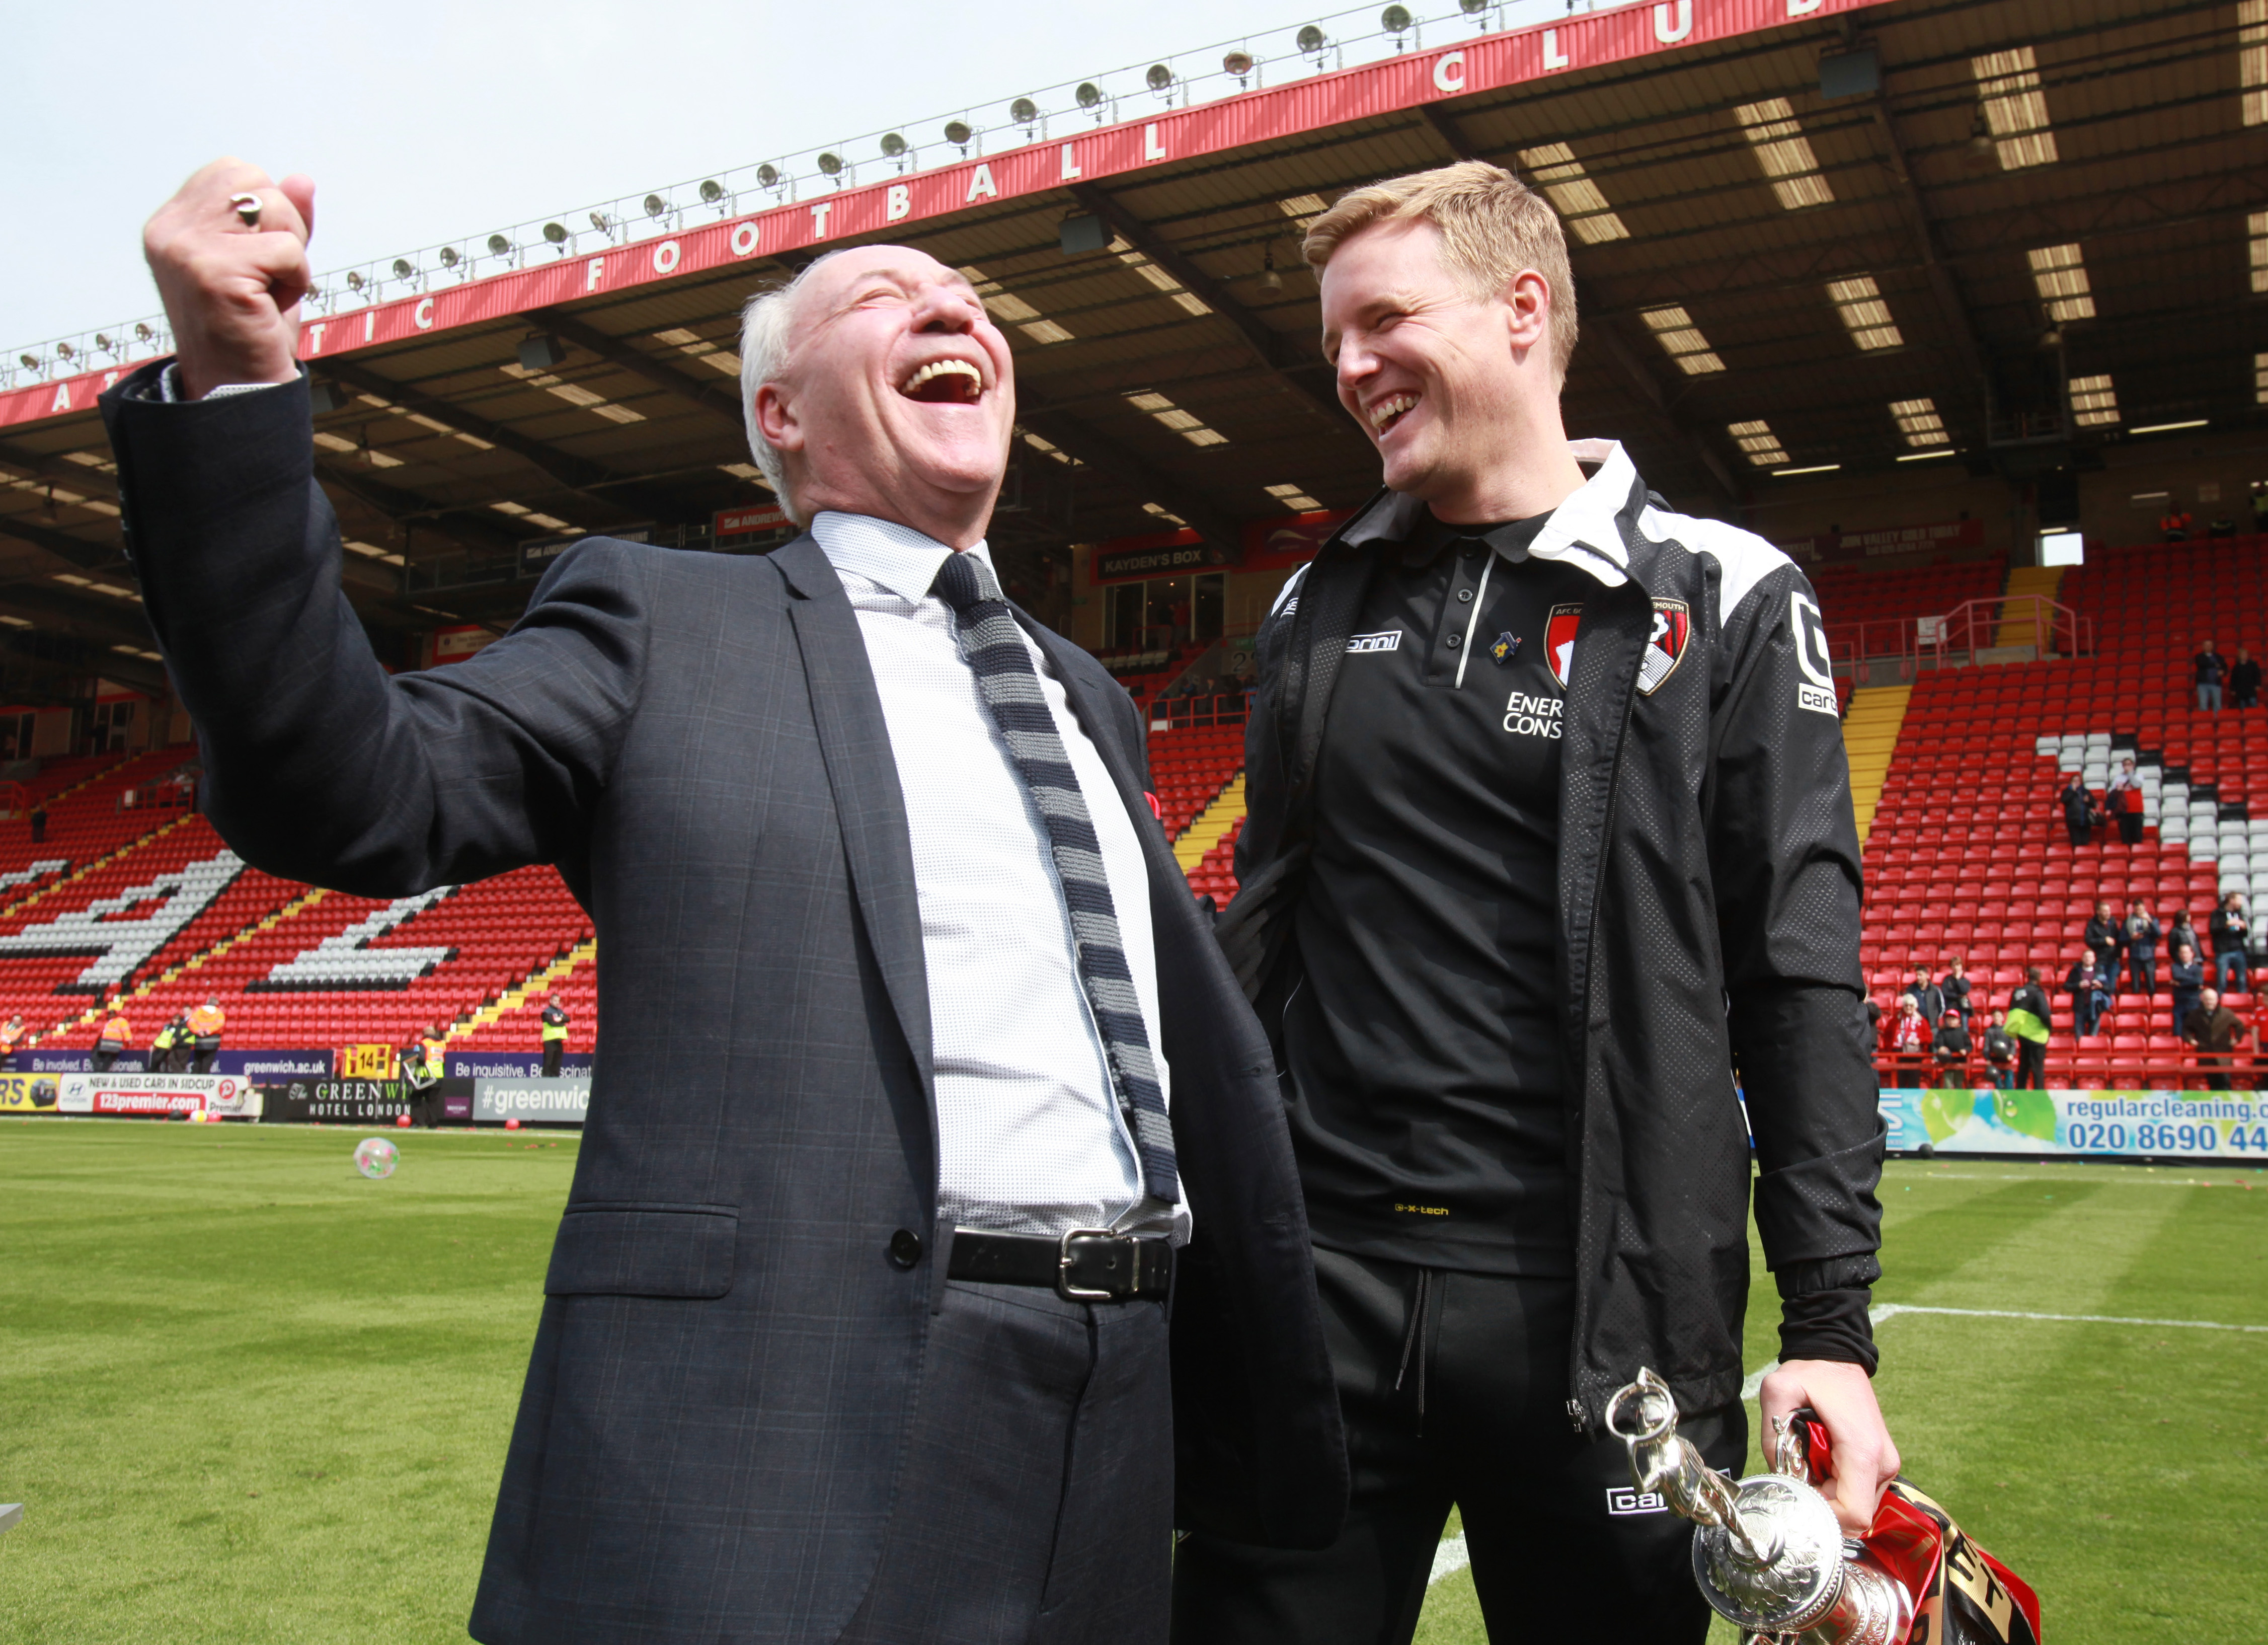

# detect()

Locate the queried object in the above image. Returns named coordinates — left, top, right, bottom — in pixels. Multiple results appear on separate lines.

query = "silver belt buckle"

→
left=1056, top=1228, right=1125, bottom=1302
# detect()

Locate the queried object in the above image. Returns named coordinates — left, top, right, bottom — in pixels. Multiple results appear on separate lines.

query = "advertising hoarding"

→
left=1879, top=1086, right=2268, bottom=1162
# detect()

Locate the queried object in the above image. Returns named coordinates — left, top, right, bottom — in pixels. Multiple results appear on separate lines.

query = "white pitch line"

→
left=1740, top=1298, right=2267, bottom=1398
left=1429, top=1533, right=1470, bottom=1585
left=1869, top=1302, right=2268, bottom=1333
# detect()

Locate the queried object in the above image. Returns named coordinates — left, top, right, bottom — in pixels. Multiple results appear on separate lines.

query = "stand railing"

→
left=1875, top=1049, right=2249, bottom=1089
left=1826, top=594, right=2095, bottom=681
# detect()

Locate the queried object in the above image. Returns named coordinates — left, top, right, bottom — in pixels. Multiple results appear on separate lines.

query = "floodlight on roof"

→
left=347, top=270, right=366, bottom=290
left=393, top=259, right=416, bottom=279
left=16, top=355, right=35, bottom=371
left=1224, top=50, right=1253, bottom=80
left=757, top=164, right=781, bottom=189
left=439, top=246, right=460, bottom=268
left=817, top=153, right=844, bottom=177
left=1011, top=97, right=1039, bottom=126
left=489, top=234, right=512, bottom=256
left=543, top=222, right=569, bottom=244
left=1146, top=63, right=1174, bottom=91
left=880, top=133, right=907, bottom=158
left=1261, top=246, right=1282, bottom=291
left=1297, top=25, right=1327, bottom=53
left=945, top=120, right=973, bottom=146
left=95, top=333, right=111, bottom=350
left=644, top=194, right=667, bottom=219
left=588, top=212, right=611, bottom=234
left=1381, top=6, right=1413, bottom=36
left=1459, top=0, right=1488, bottom=11
left=1076, top=82, right=1104, bottom=109
left=700, top=179, right=725, bottom=203
left=55, top=342, right=73, bottom=360
left=135, top=322, right=153, bottom=342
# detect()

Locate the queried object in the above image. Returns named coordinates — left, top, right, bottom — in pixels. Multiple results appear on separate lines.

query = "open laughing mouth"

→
left=900, top=358, right=985, bottom=405
left=1368, top=391, right=1419, bottom=438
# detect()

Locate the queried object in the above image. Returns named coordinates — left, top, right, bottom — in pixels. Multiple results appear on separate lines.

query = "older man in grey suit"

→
left=111, top=159, right=1344, bottom=1644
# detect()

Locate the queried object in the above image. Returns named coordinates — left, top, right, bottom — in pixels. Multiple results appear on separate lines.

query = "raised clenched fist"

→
left=142, top=159, right=317, bottom=400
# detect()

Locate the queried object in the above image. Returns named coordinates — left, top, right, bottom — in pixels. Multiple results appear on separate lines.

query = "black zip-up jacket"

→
left=1219, top=443, right=1885, bottom=1431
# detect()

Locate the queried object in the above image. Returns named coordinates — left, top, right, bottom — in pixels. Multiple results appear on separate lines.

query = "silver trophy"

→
left=1604, top=1368, right=1911, bottom=1645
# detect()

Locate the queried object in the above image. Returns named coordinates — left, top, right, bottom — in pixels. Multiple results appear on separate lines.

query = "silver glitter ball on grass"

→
left=354, top=1136, right=400, bottom=1180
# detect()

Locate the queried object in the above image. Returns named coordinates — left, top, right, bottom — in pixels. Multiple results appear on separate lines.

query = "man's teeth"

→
left=902, top=359, right=983, bottom=394
left=1370, top=393, right=1418, bottom=431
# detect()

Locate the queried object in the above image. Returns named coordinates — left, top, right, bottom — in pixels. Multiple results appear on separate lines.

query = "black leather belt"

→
left=948, top=1227, right=1173, bottom=1303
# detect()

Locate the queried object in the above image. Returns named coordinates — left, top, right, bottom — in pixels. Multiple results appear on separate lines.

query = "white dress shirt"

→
left=810, top=511, right=1182, bottom=1238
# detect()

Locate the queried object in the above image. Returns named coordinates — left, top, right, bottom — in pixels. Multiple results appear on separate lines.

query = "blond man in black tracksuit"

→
left=1179, top=162, right=1894, bottom=1644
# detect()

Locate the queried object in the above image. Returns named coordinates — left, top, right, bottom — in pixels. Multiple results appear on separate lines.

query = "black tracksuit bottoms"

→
left=1171, top=1245, right=1743, bottom=1645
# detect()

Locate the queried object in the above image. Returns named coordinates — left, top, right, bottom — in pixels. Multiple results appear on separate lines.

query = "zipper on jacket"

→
left=1561, top=577, right=1648, bottom=1446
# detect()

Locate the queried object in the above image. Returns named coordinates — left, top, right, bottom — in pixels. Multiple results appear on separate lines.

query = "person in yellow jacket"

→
left=93, top=1000, right=131, bottom=1074
left=150, top=1014, right=181, bottom=1074
left=538, top=999, right=570, bottom=1079
left=187, top=996, right=225, bottom=1074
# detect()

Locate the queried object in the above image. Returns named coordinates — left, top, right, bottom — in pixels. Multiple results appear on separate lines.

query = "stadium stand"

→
left=1858, top=537, right=2268, bottom=1086
left=0, top=535, right=2247, bottom=1080
left=1813, top=556, right=2006, bottom=659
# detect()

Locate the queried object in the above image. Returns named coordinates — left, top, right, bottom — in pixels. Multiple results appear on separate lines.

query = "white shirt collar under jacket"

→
left=808, top=510, right=1183, bottom=1240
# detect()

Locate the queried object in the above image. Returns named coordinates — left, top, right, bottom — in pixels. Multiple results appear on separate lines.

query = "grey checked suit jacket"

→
left=101, top=366, right=1346, bottom=1644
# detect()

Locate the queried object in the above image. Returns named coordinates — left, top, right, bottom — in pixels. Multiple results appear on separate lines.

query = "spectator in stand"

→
left=92, top=998, right=131, bottom=1074
left=2106, top=757, right=2147, bottom=845
left=2123, top=900, right=2162, bottom=997
left=0, top=1014, right=24, bottom=1071
left=1940, top=956, right=1973, bottom=1023
left=2211, top=891, right=2251, bottom=993
left=1906, top=963, right=1945, bottom=1026
left=539, top=998, right=571, bottom=1079
left=2159, top=505, right=2194, bottom=543
left=2233, top=646, right=2262, bottom=711
left=2195, top=637, right=2226, bottom=714
left=2169, top=909, right=2202, bottom=967
left=2082, top=900, right=2125, bottom=993
left=2058, top=771, right=2098, bottom=847
left=2008, top=968, right=2053, bottom=1090
left=1981, top=1009, right=2017, bottom=1090
left=29, top=805, right=45, bottom=844
left=2065, top=950, right=2111, bottom=1038
left=187, top=996, right=225, bottom=1074
left=2254, top=481, right=2268, bottom=536
left=2181, top=986, right=2250, bottom=1091
left=2169, top=941, right=2206, bottom=1039
left=1930, top=1009, right=1971, bottom=1086
left=1881, top=993, right=1928, bottom=1088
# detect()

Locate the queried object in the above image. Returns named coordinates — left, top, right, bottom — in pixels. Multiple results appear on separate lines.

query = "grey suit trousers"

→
left=839, top=1279, right=1173, bottom=1645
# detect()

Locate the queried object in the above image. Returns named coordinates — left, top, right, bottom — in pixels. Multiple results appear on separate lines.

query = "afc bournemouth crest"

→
left=1545, top=604, right=1584, bottom=689
left=1636, top=598, right=1691, bottom=696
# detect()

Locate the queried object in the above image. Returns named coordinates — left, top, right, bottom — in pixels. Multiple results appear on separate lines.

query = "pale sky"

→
left=5, top=0, right=1490, bottom=354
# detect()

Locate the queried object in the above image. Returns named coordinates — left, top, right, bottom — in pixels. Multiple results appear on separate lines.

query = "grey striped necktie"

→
left=930, top=550, right=1180, bottom=1202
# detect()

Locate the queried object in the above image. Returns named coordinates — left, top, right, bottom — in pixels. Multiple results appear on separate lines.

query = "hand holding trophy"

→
left=1605, top=1368, right=2043, bottom=1645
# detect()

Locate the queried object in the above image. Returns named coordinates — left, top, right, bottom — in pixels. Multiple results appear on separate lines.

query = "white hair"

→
left=737, top=250, right=852, bottom=527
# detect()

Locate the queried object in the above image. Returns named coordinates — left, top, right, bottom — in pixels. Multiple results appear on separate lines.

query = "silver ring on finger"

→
left=230, top=192, right=262, bottom=229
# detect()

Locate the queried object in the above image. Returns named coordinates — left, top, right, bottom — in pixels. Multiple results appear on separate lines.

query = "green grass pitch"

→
left=1, top=1123, right=2262, bottom=1642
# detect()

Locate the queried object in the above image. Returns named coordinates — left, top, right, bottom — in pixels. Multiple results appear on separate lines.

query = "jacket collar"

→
left=1334, top=438, right=1642, bottom=590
